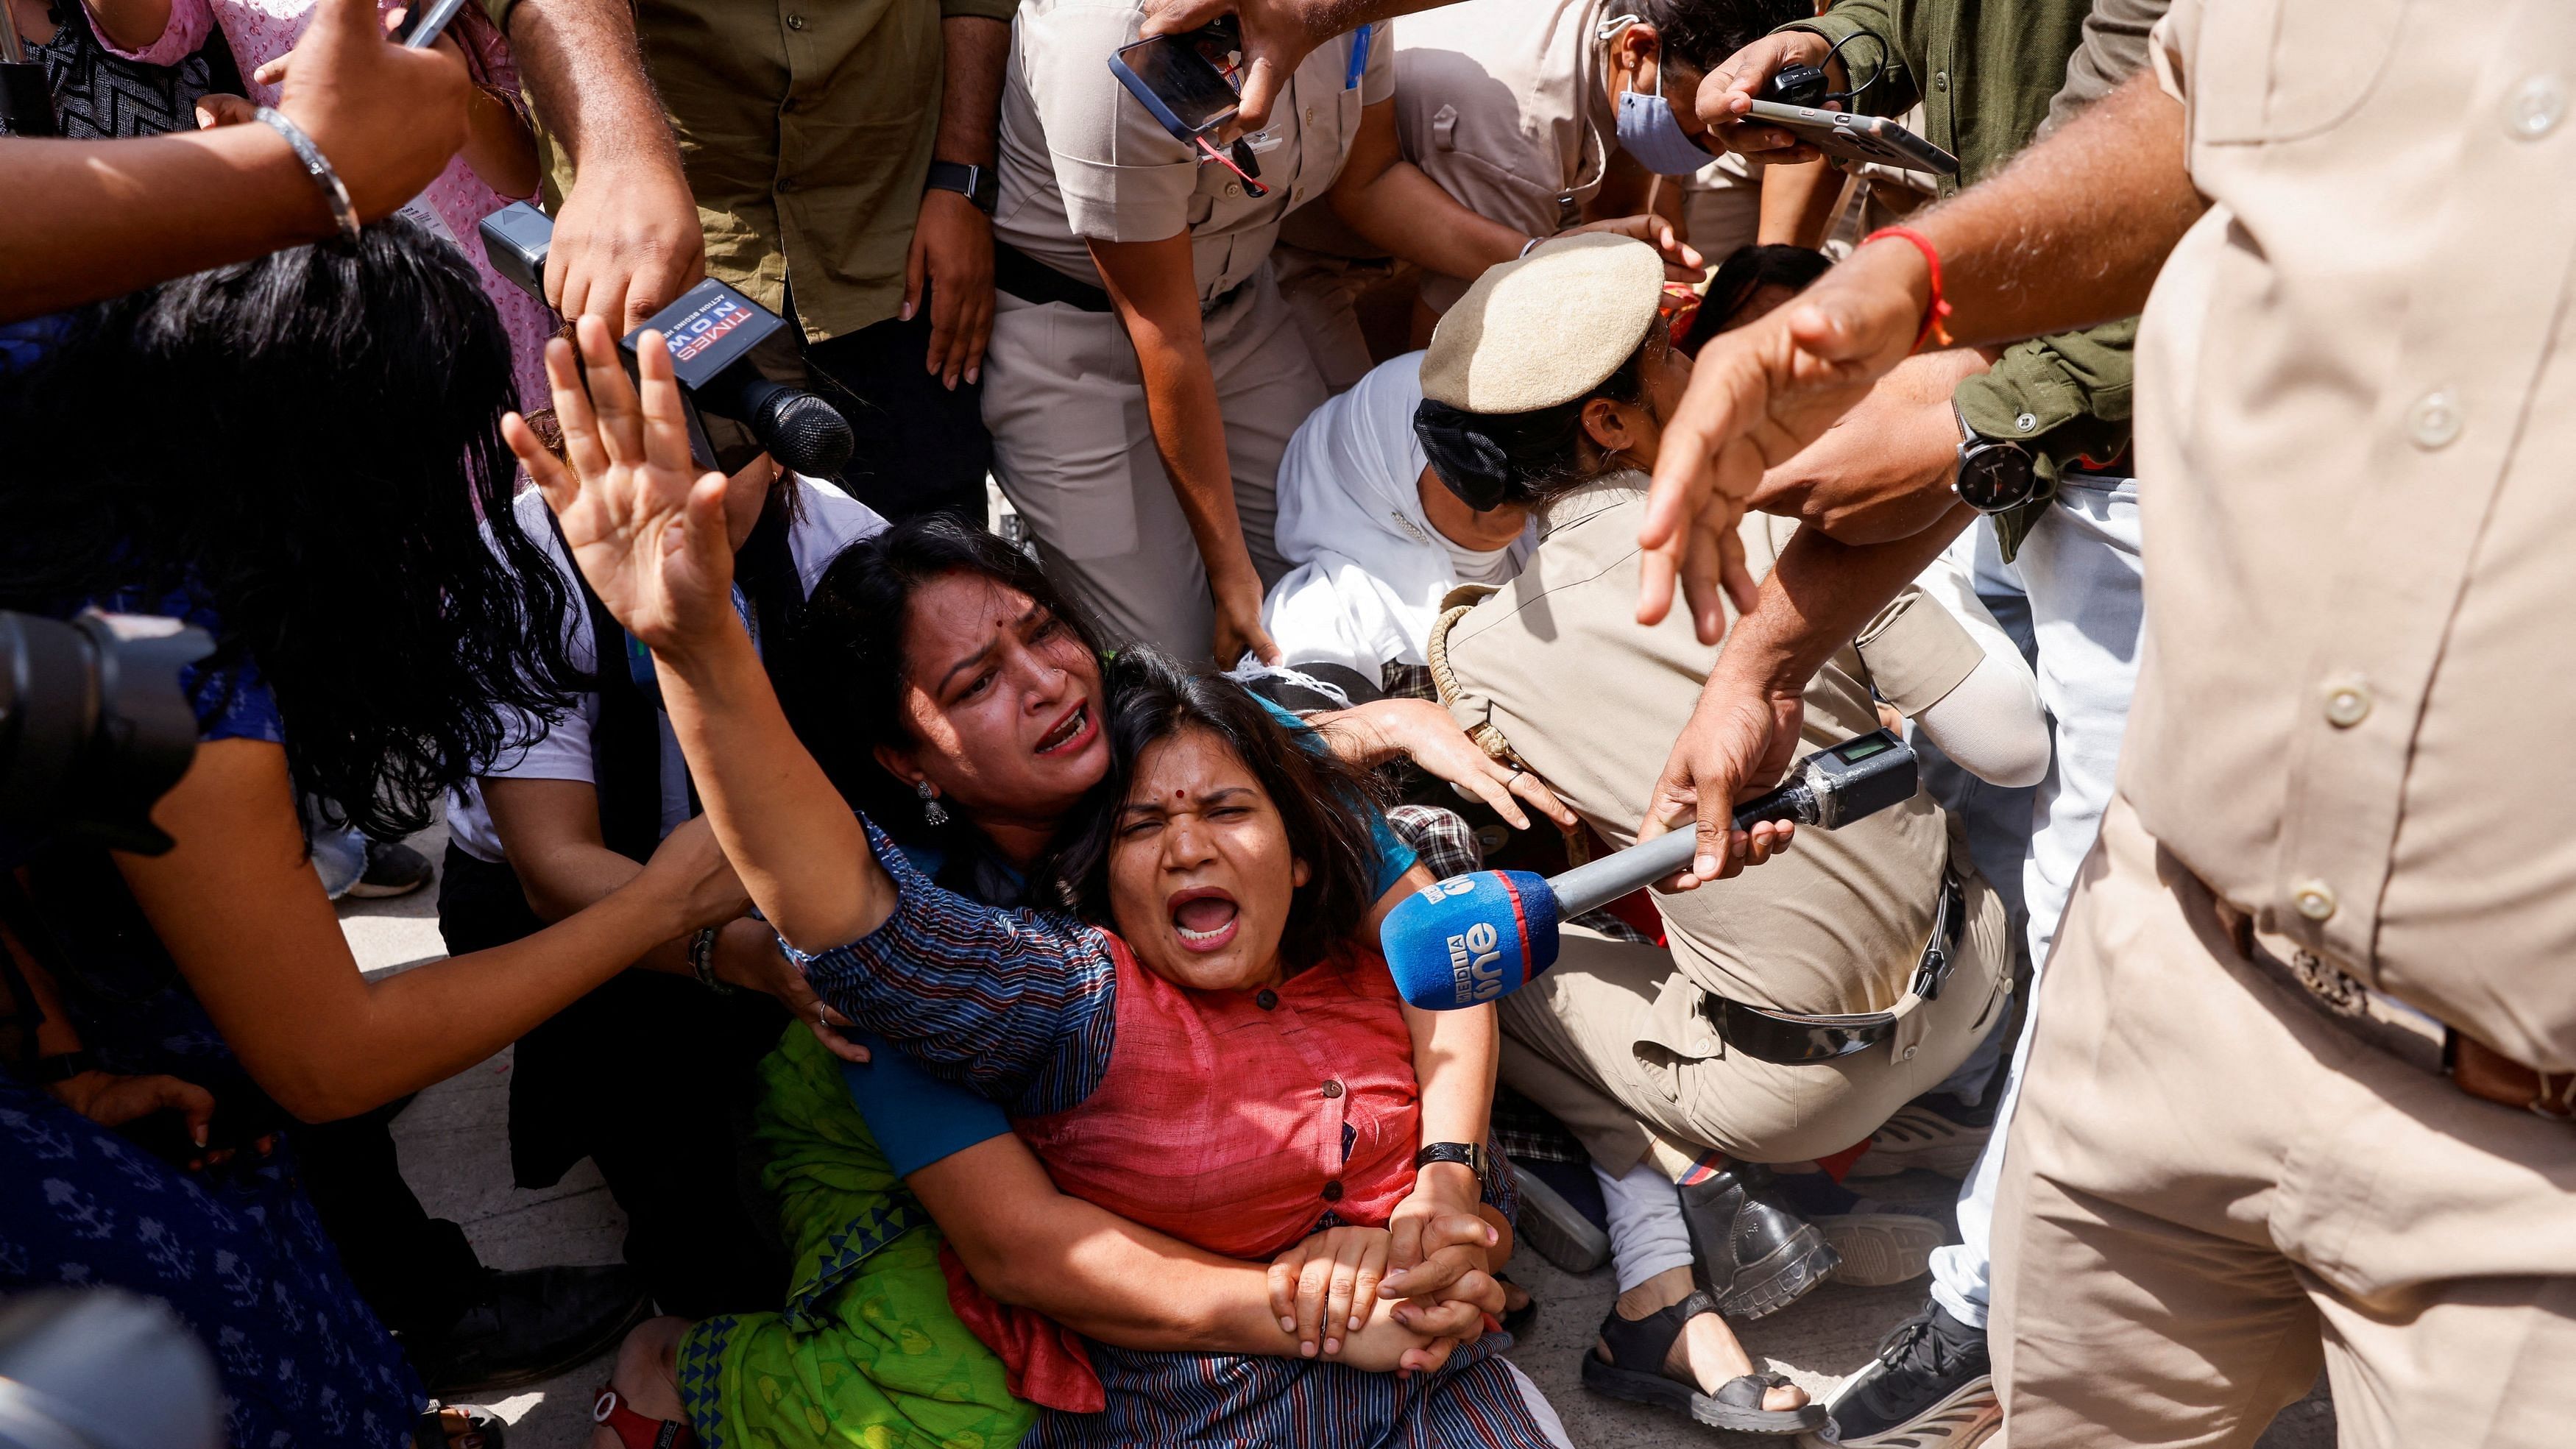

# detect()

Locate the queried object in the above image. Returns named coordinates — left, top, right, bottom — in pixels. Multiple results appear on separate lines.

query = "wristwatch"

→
left=1413, top=1141, right=1498, bottom=1195
left=925, top=160, right=999, bottom=217
left=1953, top=401, right=2041, bottom=514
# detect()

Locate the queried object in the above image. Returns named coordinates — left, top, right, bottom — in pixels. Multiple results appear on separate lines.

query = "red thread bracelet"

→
left=1861, top=226, right=1954, bottom=352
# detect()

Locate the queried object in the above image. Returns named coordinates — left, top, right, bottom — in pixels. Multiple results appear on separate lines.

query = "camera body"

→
left=0, top=611, right=213, bottom=865
left=477, top=202, right=854, bottom=478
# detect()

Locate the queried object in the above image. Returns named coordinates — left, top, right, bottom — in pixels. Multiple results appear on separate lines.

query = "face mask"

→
left=1612, top=47, right=1716, bottom=175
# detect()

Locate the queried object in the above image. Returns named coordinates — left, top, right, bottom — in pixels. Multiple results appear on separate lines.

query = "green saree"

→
left=676, top=1027, right=1036, bottom=1449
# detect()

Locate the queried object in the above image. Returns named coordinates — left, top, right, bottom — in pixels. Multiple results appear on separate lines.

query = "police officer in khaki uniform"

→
left=1619, top=0, right=2576, bottom=1441
left=1416, top=235, right=2034, bottom=1206
left=986, top=0, right=1588, bottom=662
left=1271, top=0, right=1796, bottom=387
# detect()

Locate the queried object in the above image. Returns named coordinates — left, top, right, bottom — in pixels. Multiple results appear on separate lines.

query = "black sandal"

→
left=414, top=1401, right=507, bottom=1449
left=1497, top=1273, right=1539, bottom=1340
left=1579, top=1289, right=1825, bottom=1436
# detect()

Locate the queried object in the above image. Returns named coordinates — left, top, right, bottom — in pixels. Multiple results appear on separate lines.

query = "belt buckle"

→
left=2285, top=948, right=2368, bottom=1018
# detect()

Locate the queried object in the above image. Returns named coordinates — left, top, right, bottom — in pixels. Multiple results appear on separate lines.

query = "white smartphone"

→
left=1741, top=99, right=1959, bottom=176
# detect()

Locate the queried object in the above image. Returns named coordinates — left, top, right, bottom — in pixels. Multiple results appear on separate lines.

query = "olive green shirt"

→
left=489, top=0, right=1018, bottom=343
left=1784, top=0, right=2148, bottom=556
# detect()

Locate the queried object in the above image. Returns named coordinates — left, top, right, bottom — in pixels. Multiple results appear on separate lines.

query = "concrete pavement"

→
left=341, top=825, right=2331, bottom=1448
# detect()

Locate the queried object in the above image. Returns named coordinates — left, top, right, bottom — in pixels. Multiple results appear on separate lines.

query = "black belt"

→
left=1702, top=874, right=1968, bottom=1066
left=994, top=241, right=1114, bottom=313
left=993, top=241, right=1256, bottom=317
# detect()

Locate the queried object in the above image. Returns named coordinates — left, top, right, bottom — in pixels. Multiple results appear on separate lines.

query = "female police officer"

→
left=984, top=0, right=1683, bottom=663
left=1273, top=0, right=1804, bottom=386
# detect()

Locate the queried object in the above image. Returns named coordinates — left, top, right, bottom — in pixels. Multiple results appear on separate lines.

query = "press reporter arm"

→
left=1639, top=71, right=2198, bottom=641
left=113, top=740, right=731, bottom=1124
left=0, top=0, right=468, bottom=322
left=1646, top=511, right=1971, bottom=884
left=1091, top=233, right=1278, bottom=665
left=907, top=15, right=1007, bottom=388
left=482, top=778, right=866, bottom=1059
left=500, top=0, right=704, bottom=329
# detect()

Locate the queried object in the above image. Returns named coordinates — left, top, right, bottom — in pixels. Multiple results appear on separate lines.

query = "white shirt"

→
left=445, top=477, right=887, bottom=863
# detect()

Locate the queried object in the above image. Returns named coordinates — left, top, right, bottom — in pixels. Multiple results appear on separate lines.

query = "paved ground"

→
left=342, top=824, right=2332, bottom=1448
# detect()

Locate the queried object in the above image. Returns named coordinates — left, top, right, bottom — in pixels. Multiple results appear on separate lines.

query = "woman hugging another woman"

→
left=525, top=315, right=1572, bottom=1448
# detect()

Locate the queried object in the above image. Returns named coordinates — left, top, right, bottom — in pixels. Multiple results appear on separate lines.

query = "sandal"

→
left=1578, top=1289, right=1825, bottom=1436
left=1497, top=1274, right=1540, bottom=1340
left=592, top=1386, right=698, bottom=1449
left=414, top=1401, right=506, bottom=1449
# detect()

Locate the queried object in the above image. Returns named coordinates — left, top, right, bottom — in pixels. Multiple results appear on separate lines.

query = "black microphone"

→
left=476, top=202, right=854, bottom=478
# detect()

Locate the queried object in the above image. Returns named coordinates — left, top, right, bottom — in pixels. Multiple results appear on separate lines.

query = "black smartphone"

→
left=1109, top=19, right=1246, bottom=146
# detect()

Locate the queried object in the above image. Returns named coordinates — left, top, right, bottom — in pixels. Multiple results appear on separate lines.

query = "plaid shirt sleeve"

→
left=789, top=816, right=1119, bottom=1118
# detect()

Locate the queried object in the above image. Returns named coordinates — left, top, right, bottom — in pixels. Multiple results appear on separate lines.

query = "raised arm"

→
left=506, top=317, right=886, bottom=949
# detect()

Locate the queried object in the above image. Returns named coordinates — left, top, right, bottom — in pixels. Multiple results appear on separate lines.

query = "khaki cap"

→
left=1419, top=234, right=1665, bottom=414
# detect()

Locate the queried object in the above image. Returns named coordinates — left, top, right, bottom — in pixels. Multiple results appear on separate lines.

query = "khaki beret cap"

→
left=1419, top=234, right=1665, bottom=414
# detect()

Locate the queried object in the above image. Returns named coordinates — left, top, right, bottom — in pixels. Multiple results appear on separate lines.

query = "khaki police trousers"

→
left=982, top=266, right=1324, bottom=662
left=1992, top=793, right=2576, bottom=1448
left=1496, top=883, right=2011, bottom=1177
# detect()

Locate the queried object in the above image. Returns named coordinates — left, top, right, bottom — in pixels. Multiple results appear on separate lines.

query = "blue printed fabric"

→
left=797, top=817, right=1119, bottom=1119
left=1, top=592, right=420, bottom=1446
left=0, top=1074, right=421, bottom=1448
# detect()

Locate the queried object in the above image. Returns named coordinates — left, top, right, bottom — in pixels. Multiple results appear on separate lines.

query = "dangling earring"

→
left=916, top=779, right=951, bottom=827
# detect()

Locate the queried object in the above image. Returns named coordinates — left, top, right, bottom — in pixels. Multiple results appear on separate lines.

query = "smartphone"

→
left=1110, top=20, right=1246, bottom=146
left=1741, top=99, right=1958, bottom=177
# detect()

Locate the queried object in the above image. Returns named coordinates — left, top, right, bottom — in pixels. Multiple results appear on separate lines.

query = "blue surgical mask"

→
left=1613, top=54, right=1716, bottom=175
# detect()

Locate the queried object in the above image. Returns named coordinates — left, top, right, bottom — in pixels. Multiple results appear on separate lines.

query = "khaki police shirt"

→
left=489, top=0, right=1018, bottom=344
left=994, top=0, right=1391, bottom=304
left=1387, top=0, right=1616, bottom=311
left=1434, top=477, right=1984, bottom=1027
left=2131, top=0, right=2576, bottom=1071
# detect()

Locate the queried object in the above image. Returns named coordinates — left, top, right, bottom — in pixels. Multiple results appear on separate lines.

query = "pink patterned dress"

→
left=99, top=0, right=555, bottom=405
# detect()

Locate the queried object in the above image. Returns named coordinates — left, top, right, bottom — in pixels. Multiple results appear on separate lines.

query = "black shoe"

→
left=1774, top=1169, right=1955, bottom=1288
left=409, top=1264, right=654, bottom=1398
left=1674, top=1158, right=1839, bottom=1320
left=1825, top=1303, right=2000, bottom=1447
left=347, top=840, right=436, bottom=899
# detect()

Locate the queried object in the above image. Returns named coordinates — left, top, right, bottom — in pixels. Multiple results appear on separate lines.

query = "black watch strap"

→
left=1413, top=1141, right=1495, bottom=1187
left=926, top=160, right=998, bottom=216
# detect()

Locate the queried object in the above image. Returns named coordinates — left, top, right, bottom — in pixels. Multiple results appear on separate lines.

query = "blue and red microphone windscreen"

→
left=1380, top=870, right=1563, bottom=1010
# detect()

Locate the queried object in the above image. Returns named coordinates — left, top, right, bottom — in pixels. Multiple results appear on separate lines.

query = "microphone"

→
left=1380, top=730, right=1919, bottom=1010
left=475, top=202, right=855, bottom=478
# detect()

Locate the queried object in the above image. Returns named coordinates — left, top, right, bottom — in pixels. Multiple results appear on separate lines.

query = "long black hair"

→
left=779, top=514, right=1111, bottom=849
left=0, top=220, right=579, bottom=840
left=1050, top=649, right=1383, bottom=973
left=1681, top=244, right=1833, bottom=355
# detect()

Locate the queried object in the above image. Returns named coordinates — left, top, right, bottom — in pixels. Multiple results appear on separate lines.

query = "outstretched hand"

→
left=503, top=317, right=737, bottom=655
left=1636, top=241, right=1930, bottom=642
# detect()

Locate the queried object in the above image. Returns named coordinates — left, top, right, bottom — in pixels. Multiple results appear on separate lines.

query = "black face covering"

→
left=1412, top=400, right=1515, bottom=511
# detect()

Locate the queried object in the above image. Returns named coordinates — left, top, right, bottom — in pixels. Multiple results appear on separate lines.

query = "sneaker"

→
left=345, top=840, right=436, bottom=899
left=1775, top=1171, right=1951, bottom=1289
left=1847, top=1091, right=1999, bottom=1180
left=1673, top=1158, right=1838, bottom=1320
left=1510, top=1158, right=1612, bottom=1273
left=1825, top=1303, right=2000, bottom=1448
left=411, top=1264, right=654, bottom=1398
